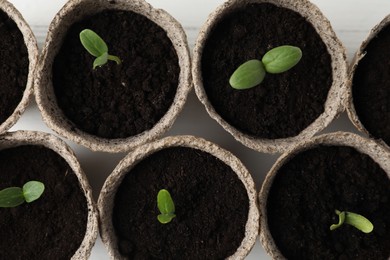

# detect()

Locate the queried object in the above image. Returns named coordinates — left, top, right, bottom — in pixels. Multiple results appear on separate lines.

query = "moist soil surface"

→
left=53, top=10, right=179, bottom=139
left=0, top=145, right=88, bottom=260
left=113, top=147, right=249, bottom=259
left=267, top=145, right=390, bottom=259
left=0, top=10, right=29, bottom=125
left=202, top=3, right=332, bottom=139
left=352, top=24, right=390, bottom=146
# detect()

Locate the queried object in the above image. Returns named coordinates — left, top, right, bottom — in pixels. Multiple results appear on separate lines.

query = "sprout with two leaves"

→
left=229, top=45, right=302, bottom=90
left=79, top=29, right=121, bottom=69
left=0, top=181, right=45, bottom=208
left=157, top=189, right=176, bottom=224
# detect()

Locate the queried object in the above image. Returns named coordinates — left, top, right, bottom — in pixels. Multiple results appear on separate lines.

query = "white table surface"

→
left=7, top=0, right=390, bottom=259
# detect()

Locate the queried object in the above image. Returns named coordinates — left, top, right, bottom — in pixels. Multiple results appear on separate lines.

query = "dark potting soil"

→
left=201, top=3, right=332, bottom=139
left=0, top=145, right=88, bottom=260
left=112, top=147, right=249, bottom=259
left=352, top=24, right=390, bottom=146
left=267, top=146, right=390, bottom=259
left=53, top=10, right=179, bottom=139
left=0, top=10, right=29, bottom=124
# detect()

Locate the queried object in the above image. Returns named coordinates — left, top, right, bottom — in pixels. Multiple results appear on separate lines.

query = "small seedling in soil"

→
left=0, top=181, right=45, bottom=208
left=79, top=29, right=121, bottom=69
left=157, top=189, right=176, bottom=224
left=330, top=209, right=374, bottom=233
left=229, top=45, right=302, bottom=90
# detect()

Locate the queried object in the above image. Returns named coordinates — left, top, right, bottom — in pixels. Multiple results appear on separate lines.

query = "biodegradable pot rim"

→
left=0, top=130, right=98, bottom=260
left=0, top=0, right=38, bottom=135
left=346, top=14, right=390, bottom=144
left=192, top=0, right=348, bottom=154
left=98, top=135, right=259, bottom=260
left=35, top=0, right=192, bottom=153
left=258, top=132, right=390, bottom=259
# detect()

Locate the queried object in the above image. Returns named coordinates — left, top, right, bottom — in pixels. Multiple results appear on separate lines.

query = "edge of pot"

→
left=0, top=0, right=38, bottom=135
left=346, top=14, right=390, bottom=146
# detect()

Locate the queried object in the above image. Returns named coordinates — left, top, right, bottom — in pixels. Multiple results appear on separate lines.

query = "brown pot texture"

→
left=0, top=0, right=38, bottom=134
left=98, top=135, right=259, bottom=259
left=0, top=131, right=98, bottom=259
left=35, top=0, right=191, bottom=153
left=259, top=132, right=390, bottom=259
left=193, top=0, right=347, bottom=153
left=346, top=14, right=390, bottom=148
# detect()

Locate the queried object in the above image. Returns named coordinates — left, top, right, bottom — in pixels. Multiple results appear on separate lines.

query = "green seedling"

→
left=229, top=45, right=302, bottom=90
left=0, top=181, right=45, bottom=208
left=79, top=29, right=121, bottom=69
left=157, top=189, right=176, bottom=224
left=330, top=209, right=374, bottom=233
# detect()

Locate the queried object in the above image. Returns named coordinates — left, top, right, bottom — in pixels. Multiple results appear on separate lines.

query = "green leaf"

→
left=229, top=59, right=266, bottom=89
left=79, top=29, right=108, bottom=57
left=157, top=213, right=176, bottom=224
left=23, top=181, right=45, bottom=203
left=157, top=189, right=175, bottom=214
left=0, top=187, right=24, bottom=207
left=262, top=45, right=302, bottom=74
left=157, top=189, right=176, bottom=224
left=80, top=29, right=121, bottom=69
left=344, top=211, right=374, bottom=233
left=93, top=52, right=108, bottom=69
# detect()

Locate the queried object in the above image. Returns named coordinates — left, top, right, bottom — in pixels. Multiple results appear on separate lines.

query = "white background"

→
left=6, top=0, right=390, bottom=259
